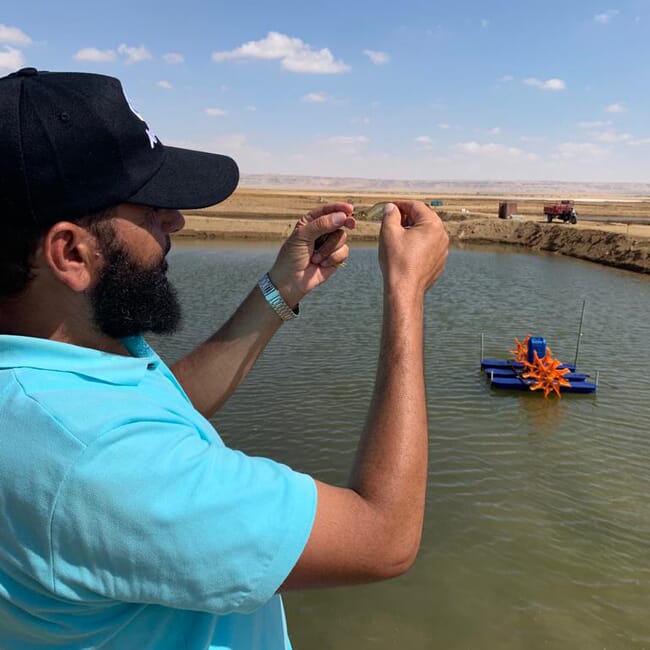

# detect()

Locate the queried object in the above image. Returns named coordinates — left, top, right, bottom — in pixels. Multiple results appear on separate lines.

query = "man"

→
left=0, top=68, right=449, bottom=649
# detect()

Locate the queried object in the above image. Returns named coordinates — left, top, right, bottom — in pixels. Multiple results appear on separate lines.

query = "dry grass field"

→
left=183, top=187, right=650, bottom=223
left=172, top=187, right=650, bottom=273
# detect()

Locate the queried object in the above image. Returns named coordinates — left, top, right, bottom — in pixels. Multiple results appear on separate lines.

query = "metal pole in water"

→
left=595, top=369, right=600, bottom=387
left=573, top=300, right=586, bottom=368
left=480, top=332, right=484, bottom=364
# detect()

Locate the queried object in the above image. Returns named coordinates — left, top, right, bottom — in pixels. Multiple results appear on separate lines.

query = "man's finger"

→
left=306, top=203, right=354, bottom=222
left=391, top=200, right=437, bottom=227
left=312, top=228, right=347, bottom=263
left=298, top=211, right=356, bottom=243
left=319, top=244, right=350, bottom=268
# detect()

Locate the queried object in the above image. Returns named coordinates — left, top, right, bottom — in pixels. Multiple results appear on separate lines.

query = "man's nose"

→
left=158, top=209, right=185, bottom=234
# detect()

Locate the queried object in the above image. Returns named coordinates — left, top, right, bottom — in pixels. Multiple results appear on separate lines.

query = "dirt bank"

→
left=445, top=219, right=650, bottom=274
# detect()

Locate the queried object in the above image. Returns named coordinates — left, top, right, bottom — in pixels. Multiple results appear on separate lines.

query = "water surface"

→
left=152, top=241, right=650, bottom=649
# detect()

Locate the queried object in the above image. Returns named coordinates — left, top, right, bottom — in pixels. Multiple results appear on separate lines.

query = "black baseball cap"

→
left=0, top=68, right=239, bottom=226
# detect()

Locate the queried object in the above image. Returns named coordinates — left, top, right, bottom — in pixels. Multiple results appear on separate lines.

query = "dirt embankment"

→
left=445, top=219, right=650, bottom=273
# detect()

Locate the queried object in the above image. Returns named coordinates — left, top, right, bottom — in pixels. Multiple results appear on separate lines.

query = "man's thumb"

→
left=301, top=211, right=347, bottom=241
left=380, top=203, right=400, bottom=231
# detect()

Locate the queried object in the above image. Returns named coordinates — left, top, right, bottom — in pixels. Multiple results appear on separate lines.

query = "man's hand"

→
left=172, top=202, right=354, bottom=416
left=379, top=201, right=448, bottom=296
left=268, top=203, right=356, bottom=308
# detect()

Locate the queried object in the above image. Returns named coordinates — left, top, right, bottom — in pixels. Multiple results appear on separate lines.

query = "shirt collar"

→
left=0, top=334, right=161, bottom=386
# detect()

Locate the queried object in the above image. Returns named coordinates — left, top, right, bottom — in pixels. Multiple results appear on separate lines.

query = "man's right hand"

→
left=379, top=200, right=449, bottom=296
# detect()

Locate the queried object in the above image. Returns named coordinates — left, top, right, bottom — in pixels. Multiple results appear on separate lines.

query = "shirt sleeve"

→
left=50, top=418, right=317, bottom=615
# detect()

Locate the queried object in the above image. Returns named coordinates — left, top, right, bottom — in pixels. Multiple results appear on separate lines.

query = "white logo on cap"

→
left=125, top=93, right=159, bottom=149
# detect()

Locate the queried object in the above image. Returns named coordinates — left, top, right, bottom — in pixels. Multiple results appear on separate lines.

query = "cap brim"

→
left=127, top=146, right=239, bottom=210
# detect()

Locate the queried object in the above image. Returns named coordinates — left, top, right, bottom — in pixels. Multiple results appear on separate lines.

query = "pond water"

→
left=151, top=241, right=650, bottom=650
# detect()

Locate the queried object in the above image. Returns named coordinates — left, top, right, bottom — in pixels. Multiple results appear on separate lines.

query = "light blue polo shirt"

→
left=0, top=334, right=317, bottom=649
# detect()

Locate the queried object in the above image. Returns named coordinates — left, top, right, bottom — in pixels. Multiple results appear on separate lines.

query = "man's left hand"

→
left=268, top=203, right=356, bottom=307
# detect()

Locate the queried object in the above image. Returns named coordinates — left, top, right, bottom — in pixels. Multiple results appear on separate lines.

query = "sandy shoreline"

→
left=173, top=188, right=650, bottom=274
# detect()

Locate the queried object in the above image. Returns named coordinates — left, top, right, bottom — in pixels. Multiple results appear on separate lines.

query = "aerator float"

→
left=481, top=334, right=597, bottom=396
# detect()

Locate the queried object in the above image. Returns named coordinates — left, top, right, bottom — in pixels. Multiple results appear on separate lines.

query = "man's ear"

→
left=40, top=222, right=101, bottom=292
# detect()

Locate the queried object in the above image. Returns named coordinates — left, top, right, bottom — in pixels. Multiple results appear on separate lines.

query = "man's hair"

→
left=0, top=208, right=114, bottom=297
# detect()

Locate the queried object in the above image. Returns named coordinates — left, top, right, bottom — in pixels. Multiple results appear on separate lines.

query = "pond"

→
left=151, top=240, right=650, bottom=649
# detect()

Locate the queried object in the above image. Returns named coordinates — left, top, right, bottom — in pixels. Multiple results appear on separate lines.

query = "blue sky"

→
left=2, top=0, right=650, bottom=183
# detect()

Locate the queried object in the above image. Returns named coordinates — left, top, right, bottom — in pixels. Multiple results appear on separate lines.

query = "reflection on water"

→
left=151, top=241, right=650, bottom=649
left=517, top=393, right=571, bottom=433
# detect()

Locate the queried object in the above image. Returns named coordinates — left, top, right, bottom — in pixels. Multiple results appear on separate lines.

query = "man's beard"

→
left=89, top=234, right=182, bottom=339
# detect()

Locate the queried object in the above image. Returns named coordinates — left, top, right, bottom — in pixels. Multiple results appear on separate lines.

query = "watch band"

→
left=257, top=273, right=299, bottom=321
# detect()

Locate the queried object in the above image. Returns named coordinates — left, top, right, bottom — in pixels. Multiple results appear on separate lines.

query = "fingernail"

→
left=383, top=203, right=395, bottom=216
left=332, top=212, right=346, bottom=226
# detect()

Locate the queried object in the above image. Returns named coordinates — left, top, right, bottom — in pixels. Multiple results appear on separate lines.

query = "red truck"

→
left=544, top=200, right=577, bottom=224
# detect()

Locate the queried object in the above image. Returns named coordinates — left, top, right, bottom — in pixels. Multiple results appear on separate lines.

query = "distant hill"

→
left=239, top=174, right=650, bottom=197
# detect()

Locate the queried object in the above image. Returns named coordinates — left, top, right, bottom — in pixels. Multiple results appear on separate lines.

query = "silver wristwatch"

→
left=257, top=273, right=299, bottom=321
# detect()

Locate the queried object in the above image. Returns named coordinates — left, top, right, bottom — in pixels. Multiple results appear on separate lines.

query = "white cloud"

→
left=244, top=105, right=257, bottom=112
left=480, top=18, right=489, bottom=28
left=605, top=103, right=626, bottom=113
left=415, top=135, right=434, bottom=149
left=629, top=137, right=650, bottom=146
left=541, top=78, right=566, bottom=91
left=486, top=127, right=501, bottom=135
left=212, top=31, right=350, bottom=74
left=593, top=130, right=631, bottom=143
left=437, top=123, right=450, bottom=129
left=76, top=45, right=154, bottom=64
left=302, top=92, right=326, bottom=103
left=74, top=47, right=116, bottom=62
left=327, top=135, right=369, bottom=154
left=205, top=107, right=227, bottom=117
left=556, top=141, right=607, bottom=159
left=524, top=77, right=566, bottom=91
left=329, top=135, right=369, bottom=145
left=363, top=49, right=389, bottom=65
left=117, top=44, right=152, bottom=64
left=577, top=120, right=610, bottom=128
left=0, top=46, right=24, bottom=72
left=163, top=52, right=184, bottom=64
left=499, top=74, right=514, bottom=82
left=0, top=24, right=31, bottom=46
left=157, top=80, right=173, bottom=90
left=594, top=10, right=618, bottom=24
left=454, top=141, right=538, bottom=160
